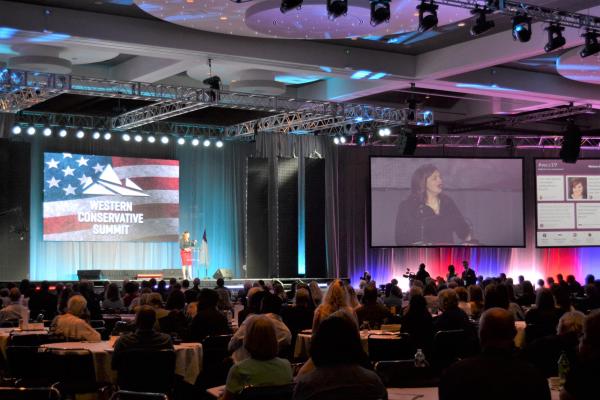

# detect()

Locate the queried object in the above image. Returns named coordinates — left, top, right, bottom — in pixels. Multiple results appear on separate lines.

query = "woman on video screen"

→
left=569, top=178, right=587, bottom=200
left=395, top=163, right=471, bottom=245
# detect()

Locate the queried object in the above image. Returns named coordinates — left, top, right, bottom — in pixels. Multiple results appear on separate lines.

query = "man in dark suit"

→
left=461, top=260, right=476, bottom=287
left=439, top=308, right=550, bottom=400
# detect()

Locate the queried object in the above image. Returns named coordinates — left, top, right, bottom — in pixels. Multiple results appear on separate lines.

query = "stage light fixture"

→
left=76, top=130, right=85, bottom=139
left=122, top=133, right=131, bottom=142
left=417, top=1, right=438, bottom=32
left=216, top=139, right=224, bottom=148
left=370, top=0, right=391, bottom=26
left=327, top=0, right=347, bottom=19
left=92, top=131, right=101, bottom=140
left=60, top=129, right=69, bottom=138
left=27, top=126, right=36, bottom=136
left=134, top=134, right=143, bottom=143
left=177, top=137, right=186, bottom=146
left=470, top=8, right=494, bottom=36
left=580, top=31, right=600, bottom=58
left=104, top=132, right=112, bottom=141
left=147, top=135, right=156, bottom=143
left=203, top=139, right=212, bottom=147
left=12, top=126, right=21, bottom=135
left=339, top=135, right=347, bottom=144
left=356, top=133, right=368, bottom=145
left=280, top=0, right=302, bottom=13
left=560, top=119, right=582, bottom=163
left=43, top=127, right=52, bottom=137
left=378, top=127, right=391, bottom=137
left=512, top=14, right=532, bottom=42
left=333, top=136, right=340, bottom=145
left=544, top=24, right=566, bottom=52
left=160, top=136, right=169, bottom=144
left=191, top=138, right=200, bottom=146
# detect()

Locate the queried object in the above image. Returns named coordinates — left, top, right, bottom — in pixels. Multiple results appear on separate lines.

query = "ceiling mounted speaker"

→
left=8, top=55, right=72, bottom=74
left=229, top=69, right=286, bottom=95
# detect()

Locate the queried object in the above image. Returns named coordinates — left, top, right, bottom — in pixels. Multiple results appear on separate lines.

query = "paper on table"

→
left=206, top=385, right=225, bottom=398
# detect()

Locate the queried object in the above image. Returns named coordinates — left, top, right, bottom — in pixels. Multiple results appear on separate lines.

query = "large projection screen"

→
left=43, top=152, right=179, bottom=242
left=536, top=159, right=600, bottom=247
left=370, top=157, right=524, bottom=247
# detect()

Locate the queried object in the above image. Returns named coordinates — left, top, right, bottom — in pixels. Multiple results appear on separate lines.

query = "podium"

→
left=192, top=246, right=209, bottom=279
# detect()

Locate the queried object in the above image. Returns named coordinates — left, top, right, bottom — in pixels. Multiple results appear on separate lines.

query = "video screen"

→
left=370, top=157, right=524, bottom=247
left=536, top=159, right=600, bottom=247
left=43, top=152, right=179, bottom=242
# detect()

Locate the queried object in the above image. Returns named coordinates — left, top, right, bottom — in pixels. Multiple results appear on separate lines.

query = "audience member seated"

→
left=189, top=289, right=232, bottom=342
left=383, top=284, right=403, bottom=310
left=566, top=275, right=583, bottom=297
left=346, top=285, right=360, bottom=309
left=112, top=305, right=174, bottom=369
left=79, top=281, right=102, bottom=320
left=0, top=288, right=27, bottom=324
left=273, top=282, right=288, bottom=303
left=28, top=281, right=58, bottom=320
left=517, top=281, right=537, bottom=307
left=229, top=293, right=291, bottom=363
left=356, top=286, right=393, bottom=329
left=215, top=278, right=233, bottom=312
left=439, top=308, right=550, bottom=400
left=523, top=311, right=585, bottom=378
left=50, top=295, right=101, bottom=342
left=561, top=310, right=600, bottom=400
left=423, top=282, right=438, bottom=312
left=221, top=315, right=293, bottom=400
left=455, top=287, right=471, bottom=316
left=433, top=289, right=473, bottom=334
left=281, top=288, right=314, bottom=338
left=312, top=279, right=357, bottom=333
left=401, top=293, right=433, bottom=353
left=57, top=286, right=74, bottom=315
left=525, top=288, right=564, bottom=341
left=237, top=287, right=264, bottom=326
left=308, top=281, right=323, bottom=309
left=102, top=283, right=125, bottom=311
left=185, top=278, right=201, bottom=304
left=0, top=288, right=10, bottom=308
left=467, top=285, right=484, bottom=320
left=294, top=314, right=387, bottom=400
left=160, top=289, right=188, bottom=338
left=122, top=281, right=139, bottom=309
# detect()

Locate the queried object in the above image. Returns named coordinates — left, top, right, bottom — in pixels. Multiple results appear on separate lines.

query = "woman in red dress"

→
left=179, top=231, right=193, bottom=280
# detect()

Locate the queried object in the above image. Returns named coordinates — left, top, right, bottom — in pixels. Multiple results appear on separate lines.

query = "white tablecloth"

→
left=294, top=331, right=398, bottom=359
left=0, top=327, right=49, bottom=359
left=41, top=341, right=203, bottom=385
left=388, top=385, right=559, bottom=400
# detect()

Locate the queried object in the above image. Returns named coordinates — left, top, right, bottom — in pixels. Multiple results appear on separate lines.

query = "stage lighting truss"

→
left=414, top=134, right=600, bottom=150
left=544, top=24, right=566, bottom=53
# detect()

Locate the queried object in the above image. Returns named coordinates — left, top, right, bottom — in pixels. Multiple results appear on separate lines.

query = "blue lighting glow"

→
left=166, top=13, right=218, bottom=22
left=0, top=44, right=17, bottom=55
left=0, top=27, right=17, bottom=39
left=557, top=64, right=600, bottom=71
left=275, top=75, right=322, bottom=85
left=368, top=72, right=387, bottom=80
left=361, top=35, right=383, bottom=41
left=319, top=66, right=332, bottom=73
left=107, top=0, right=134, bottom=5
left=456, top=83, right=518, bottom=92
left=351, top=70, right=372, bottom=79
left=28, top=33, right=71, bottom=43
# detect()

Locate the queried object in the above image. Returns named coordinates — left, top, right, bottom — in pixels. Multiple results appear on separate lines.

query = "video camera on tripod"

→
left=402, top=268, right=416, bottom=283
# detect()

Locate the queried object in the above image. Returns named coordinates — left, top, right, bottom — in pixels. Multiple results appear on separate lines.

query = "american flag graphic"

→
left=43, top=152, right=179, bottom=242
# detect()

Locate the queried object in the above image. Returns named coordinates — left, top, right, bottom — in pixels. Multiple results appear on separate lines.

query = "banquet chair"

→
left=110, top=390, right=168, bottom=400
left=46, top=348, right=107, bottom=396
left=374, top=360, right=439, bottom=388
left=238, top=383, right=295, bottom=400
left=0, top=321, right=19, bottom=328
left=0, top=386, right=61, bottom=400
left=114, top=349, right=176, bottom=396
left=367, top=333, right=415, bottom=362
left=5, top=346, right=53, bottom=387
left=90, top=320, right=109, bottom=340
left=198, top=335, right=233, bottom=388
left=432, top=329, right=478, bottom=370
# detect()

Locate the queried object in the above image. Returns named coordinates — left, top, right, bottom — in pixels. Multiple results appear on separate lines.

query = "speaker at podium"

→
left=212, top=268, right=234, bottom=280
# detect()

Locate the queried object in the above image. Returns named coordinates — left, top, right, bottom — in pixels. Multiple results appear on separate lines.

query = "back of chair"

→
left=198, top=334, right=233, bottom=388
left=432, top=329, right=475, bottom=370
left=368, top=333, right=415, bottom=362
left=0, top=386, right=61, bottom=400
left=0, top=321, right=19, bottom=328
left=46, top=348, right=98, bottom=394
left=110, top=390, right=168, bottom=400
left=6, top=346, right=52, bottom=385
left=374, top=360, right=439, bottom=388
left=238, top=384, right=295, bottom=400
left=9, top=333, right=51, bottom=347
left=115, top=349, right=176, bottom=395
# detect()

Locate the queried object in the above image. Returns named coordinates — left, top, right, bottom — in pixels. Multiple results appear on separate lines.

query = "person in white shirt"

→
left=0, top=288, right=27, bottom=324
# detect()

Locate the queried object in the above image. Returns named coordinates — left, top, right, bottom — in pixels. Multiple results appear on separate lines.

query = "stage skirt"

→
left=180, top=249, right=192, bottom=266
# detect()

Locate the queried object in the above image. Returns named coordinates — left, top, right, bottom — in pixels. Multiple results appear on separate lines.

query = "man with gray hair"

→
left=50, top=295, right=101, bottom=342
left=433, top=289, right=473, bottom=334
left=439, top=308, right=550, bottom=400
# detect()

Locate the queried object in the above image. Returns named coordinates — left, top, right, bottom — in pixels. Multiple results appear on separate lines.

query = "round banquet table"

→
left=387, top=384, right=559, bottom=400
left=40, top=341, right=203, bottom=385
left=0, top=327, right=49, bottom=359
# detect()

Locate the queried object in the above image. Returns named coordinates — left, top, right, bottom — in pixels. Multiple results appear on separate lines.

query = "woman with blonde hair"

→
left=312, top=279, right=357, bottom=333
left=308, top=281, right=323, bottom=308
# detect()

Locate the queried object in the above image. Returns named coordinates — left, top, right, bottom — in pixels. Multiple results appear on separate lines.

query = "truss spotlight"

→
left=147, top=135, right=156, bottom=143
left=215, top=139, right=224, bottom=148
left=333, top=136, right=340, bottom=145
left=191, top=138, right=200, bottom=146
left=26, top=126, right=36, bottom=136
left=417, top=1, right=438, bottom=32
left=543, top=24, right=566, bottom=52
left=378, top=127, right=391, bottom=137
left=327, top=0, right=347, bottom=19
left=580, top=31, right=600, bottom=58
left=370, top=0, right=391, bottom=26
left=60, top=129, right=69, bottom=138
left=43, top=127, right=52, bottom=137
left=134, top=134, right=143, bottom=143
left=339, top=135, right=347, bottom=144
left=356, top=133, right=368, bottom=145
left=122, top=133, right=131, bottom=142
left=92, top=131, right=100, bottom=140
left=177, top=137, right=186, bottom=146
left=280, top=0, right=302, bottom=13
left=160, top=136, right=169, bottom=144
left=12, top=125, right=22, bottom=135
left=104, top=132, right=112, bottom=141
left=470, top=8, right=494, bottom=36
left=75, top=129, right=85, bottom=139
left=512, top=14, right=532, bottom=43
left=203, top=139, right=211, bottom=147
left=560, top=119, right=582, bottom=163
